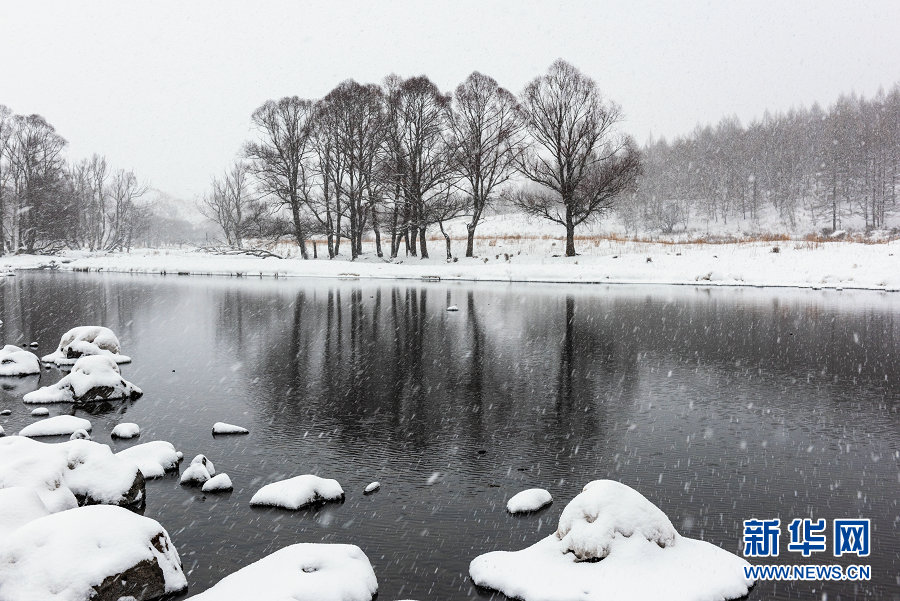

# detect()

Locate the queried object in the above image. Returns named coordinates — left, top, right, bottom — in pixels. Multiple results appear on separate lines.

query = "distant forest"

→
left=1, top=63, right=897, bottom=257
left=626, top=86, right=900, bottom=234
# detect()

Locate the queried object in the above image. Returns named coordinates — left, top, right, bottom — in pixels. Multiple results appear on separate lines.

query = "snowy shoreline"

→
left=2, top=240, right=898, bottom=293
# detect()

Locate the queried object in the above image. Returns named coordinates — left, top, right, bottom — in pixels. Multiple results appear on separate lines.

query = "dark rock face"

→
left=90, top=534, right=184, bottom=601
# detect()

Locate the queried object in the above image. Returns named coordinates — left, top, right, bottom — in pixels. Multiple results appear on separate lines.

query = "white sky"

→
left=2, top=0, right=898, bottom=201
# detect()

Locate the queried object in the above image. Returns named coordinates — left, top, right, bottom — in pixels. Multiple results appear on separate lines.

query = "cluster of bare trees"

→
left=0, top=105, right=158, bottom=253
left=207, top=60, right=640, bottom=258
left=625, top=85, right=900, bottom=234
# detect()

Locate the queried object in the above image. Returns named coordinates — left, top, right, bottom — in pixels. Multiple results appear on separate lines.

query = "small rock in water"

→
left=364, top=481, right=380, bottom=494
left=446, top=305, right=459, bottom=312
left=29, top=341, right=38, bottom=347
left=181, top=454, right=216, bottom=485
left=212, top=421, right=249, bottom=435
left=506, top=488, right=553, bottom=514
left=202, top=473, right=234, bottom=493
left=30, top=408, right=50, bottom=417
left=70, top=429, right=91, bottom=440
left=180, top=463, right=211, bottom=486
left=18, top=415, right=92, bottom=438
left=0, top=409, right=10, bottom=416
left=111, top=422, right=140, bottom=439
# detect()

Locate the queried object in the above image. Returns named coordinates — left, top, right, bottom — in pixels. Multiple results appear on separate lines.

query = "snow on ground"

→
left=23, top=355, right=142, bottom=404
left=0, top=344, right=41, bottom=376
left=0, top=425, right=4, bottom=436
left=112, top=422, right=141, bottom=438
left=0, top=436, right=144, bottom=512
left=470, top=480, right=753, bottom=601
left=202, top=473, right=233, bottom=493
left=18, top=415, right=91, bottom=437
left=250, top=475, right=345, bottom=510
left=186, top=543, right=377, bottom=601
left=116, top=441, right=182, bottom=478
left=180, top=454, right=216, bottom=485
left=212, top=421, right=249, bottom=435
left=2, top=230, right=896, bottom=291
left=41, top=325, right=132, bottom=366
left=506, top=488, right=553, bottom=514
left=0, top=504, right=186, bottom=601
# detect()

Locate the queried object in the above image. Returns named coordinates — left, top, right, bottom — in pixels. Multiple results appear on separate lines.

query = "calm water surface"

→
left=0, top=271, right=898, bottom=600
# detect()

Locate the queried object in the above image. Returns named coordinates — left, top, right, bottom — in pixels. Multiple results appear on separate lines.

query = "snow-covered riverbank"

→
left=2, top=239, right=898, bottom=292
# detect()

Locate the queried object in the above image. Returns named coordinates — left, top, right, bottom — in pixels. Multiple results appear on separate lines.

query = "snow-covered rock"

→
left=112, top=422, right=140, bottom=438
left=116, top=441, right=182, bottom=478
left=186, top=543, right=377, bottom=601
left=0, top=486, right=50, bottom=538
left=250, top=475, right=345, bottom=510
left=212, top=421, right=249, bottom=435
left=0, top=425, right=4, bottom=437
left=469, top=480, right=754, bottom=601
left=24, top=355, right=142, bottom=404
left=70, top=428, right=91, bottom=440
left=446, top=305, right=459, bottom=311
left=0, top=505, right=186, bottom=601
left=31, top=407, right=50, bottom=416
left=202, top=473, right=233, bottom=493
left=180, top=454, right=216, bottom=486
left=0, top=436, right=145, bottom=512
left=0, top=344, right=41, bottom=376
left=364, top=481, right=380, bottom=494
left=0, top=409, right=9, bottom=415
left=19, top=414, right=92, bottom=437
left=507, top=488, right=552, bottom=514
left=41, top=325, right=132, bottom=366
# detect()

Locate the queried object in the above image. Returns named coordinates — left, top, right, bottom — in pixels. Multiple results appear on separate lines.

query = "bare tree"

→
left=388, top=76, right=455, bottom=259
left=245, top=97, right=315, bottom=259
left=515, top=60, right=641, bottom=256
left=5, top=114, right=69, bottom=252
left=105, top=169, right=148, bottom=251
left=313, top=80, right=387, bottom=259
left=449, top=72, right=525, bottom=257
left=0, top=105, right=13, bottom=252
left=199, top=161, right=262, bottom=248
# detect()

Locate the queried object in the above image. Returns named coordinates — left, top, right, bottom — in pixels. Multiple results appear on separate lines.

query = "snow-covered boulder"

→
left=186, top=543, right=377, bottom=601
left=31, top=407, right=50, bottom=416
left=70, top=428, right=91, bottom=440
left=212, top=421, right=249, bottom=435
left=507, top=488, right=553, bottom=514
left=364, top=481, right=380, bottom=494
left=112, top=422, right=140, bottom=438
left=19, top=414, right=92, bottom=437
left=0, top=486, right=50, bottom=538
left=0, top=505, right=186, bottom=601
left=41, top=326, right=132, bottom=366
left=116, top=441, right=182, bottom=478
left=24, top=355, right=142, bottom=404
left=180, top=454, right=216, bottom=486
left=0, top=436, right=145, bottom=512
left=469, top=480, right=754, bottom=601
left=0, top=344, right=40, bottom=376
left=202, top=473, right=233, bottom=493
left=250, top=475, right=344, bottom=510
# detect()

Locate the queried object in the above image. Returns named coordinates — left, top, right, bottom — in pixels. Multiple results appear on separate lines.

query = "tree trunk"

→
left=372, top=205, right=383, bottom=258
left=439, top=220, right=452, bottom=260
left=419, top=226, right=428, bottom=258
left=290, top=199, right=309, bottom=260
left=465, top=222, right=476, bottom=257
left=565, top=218, right=576, bottom=257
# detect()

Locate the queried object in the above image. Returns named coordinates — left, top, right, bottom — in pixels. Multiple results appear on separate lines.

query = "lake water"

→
left=1, top=271, right=898, bottom=600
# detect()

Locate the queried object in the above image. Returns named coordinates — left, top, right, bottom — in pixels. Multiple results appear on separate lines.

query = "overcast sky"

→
left=2, top=0, right=898, bottom=201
